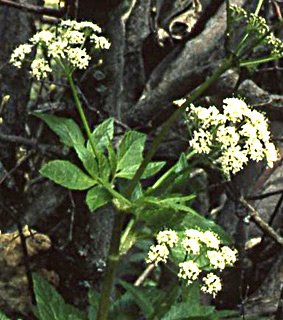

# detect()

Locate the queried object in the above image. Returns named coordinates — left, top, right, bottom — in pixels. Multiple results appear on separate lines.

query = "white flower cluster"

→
left=230, top=4, right=283, bottom=58
left=10, top=19, right=110, bottom=79
left=146, top=229, right=178, bottom=266
left=187, top=98, right=279, bottom=177
left=146, top=228, right=237, bottom=297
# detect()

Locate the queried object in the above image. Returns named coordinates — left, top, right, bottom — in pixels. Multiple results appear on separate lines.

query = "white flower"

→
left=264, top=142, right=279, bottom=168
left=10, top=44, right=33, bottom=68
left=189, top=104, right=226, bottom=129
left=200, top=231, right=220, bottom=249
left=185, top=229, right=203, bottom=240
left=66, top=47, right=91, bottom=69
left=63, top=30, right=85, bottom=44
left=221, top=246, right=237, bottom=265
left=47, top=40, right=68, bottom=59
left=156, top=229, right=179, bottom=248
left=146, top=244, right=169, bottom=266
left=60, top=19, right=80, bottom=30
left=181, top=238, right=200, bottom=254
left=178, top=260, right=200, bottom=285
left=173, top=98, right=186, bottom=107
left=207, top=250, right=226, bottom=270
left=30, top=58, right=52, bottom=80
left=78, top=21, right=102, bottom=33
left=189, top=129, right=212, bottom=154
left=240, top=122, right=257, bottom=140
left=247, top=138, right=265, bottom=162
left=30, top=30, right=54, bottom=45
left=219, top=145, right=248, bottom=175
left=201, top=273, right=222, bottom=297
left=216, top=126, right=240, bottom=148
left=223, top=98, right=249, bottom=122
left=90, top=34, right=111, bottom=49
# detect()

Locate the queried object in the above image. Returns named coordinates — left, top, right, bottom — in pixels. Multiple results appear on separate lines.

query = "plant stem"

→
left=67, top=75, right=99, bottom=159
left=254, top=0, right=264, bottom=16
left=240, top=55, right=279, bottom=66
left=97, top=57, right=234, bottom=320
left=97, top=209, right=125, bottom=320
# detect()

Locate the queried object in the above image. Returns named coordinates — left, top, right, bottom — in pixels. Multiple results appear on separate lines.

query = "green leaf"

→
left=86, top=185, right=112, bottom=211
left=97, top=153, right=111, bottom=182
left=87, top=118, right=114, bottom=153
left=151, top=285, right=181, bottom=319
left=162, top=302, right=215, bottom=320
left=117, top=131, right=146, bottom=171
left=75, top=145, right=98, bottom=178
left=32, top=113, right=84, bottom=148
left=40, top=160, right=96, bottom=190
left=88, top=289, right=100, bottom=320
left=119, top=280, right=154, bottom=318
left=107, top=141, right=117, bottom=177
left=116, top=161, right=165, bottom=180
left=137, top=207, right=186, bottom=231
left=33, top=273, right=85, bottom=320
left=179, top=210, right=232, bottom=243
left=0, top=311, right=11, bottom=320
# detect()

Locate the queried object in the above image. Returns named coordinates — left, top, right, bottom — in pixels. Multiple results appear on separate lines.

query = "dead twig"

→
left=0, top=0, right=64, bottom=17
left=0, top=133, right=67, bottom=156
left=134, top=263, right=155, bottom=286
left=239, top=197, right=283, bottom=247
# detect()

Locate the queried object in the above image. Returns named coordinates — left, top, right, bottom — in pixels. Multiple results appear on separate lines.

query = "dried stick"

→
left=239, top=197, right=283, bottom=247
left=134, top=263, right=155, bottom=287
left=0, top=0, right=64, bottom=17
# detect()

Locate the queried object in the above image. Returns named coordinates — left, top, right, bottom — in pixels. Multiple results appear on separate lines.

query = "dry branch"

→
left=0, top=0, right=64, bottom=17
left=240, top=197, right=283, bottom=247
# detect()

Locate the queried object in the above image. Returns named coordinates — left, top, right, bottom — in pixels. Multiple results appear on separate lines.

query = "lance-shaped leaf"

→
left=40, top=160, right=96, bottom=190
left=75, top=145, right=98, bottom=178
left=86, top=185, right=112, bottom=211
left=32, top=112, right=84, bottom=147
left=33, top=273, right=84, bottom=320
left=116, top=161, right=165, bottom=180
left=87, top=118, right=114, bottom=153
left=117, top=131, right=146, bottom=172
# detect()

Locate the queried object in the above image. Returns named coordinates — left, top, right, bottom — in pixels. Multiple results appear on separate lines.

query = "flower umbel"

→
left=10, top=19, right=111, bottom=79
left=187, top=98, right=279, bottom=177
left=146, top=228, right=237, bottom=297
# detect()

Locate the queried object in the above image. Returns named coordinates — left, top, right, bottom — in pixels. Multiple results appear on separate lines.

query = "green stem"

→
left=67, top=75, right=99, bottom=159
left=97, top=57, right=234, bottom=320
left=254, top=0, right=264, bottom=16
left=240, top=55, right=279, bottom=66
left=97, top=209, right=125, bottom=320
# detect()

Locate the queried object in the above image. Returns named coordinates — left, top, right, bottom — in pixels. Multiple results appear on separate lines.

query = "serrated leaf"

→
left=97, top=153, right=111, bottom=182
left=117, top=131, right=146, bottom=171
left=87, top=118, right=114, bottom=153
left=119, top=280, right=154, bottom=318
left=33, top=273, right=84, bottom=320
left=116, top=161, right=165, bottom=180
left=86, top=185, right=112, bottom=211
left=75, top=145, right=98, bottom=178
left=40, top=160, right=96, bottom=190
left=0, top=311, right=11, bottom=320
left=32, top=113, right=84, bottom=147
